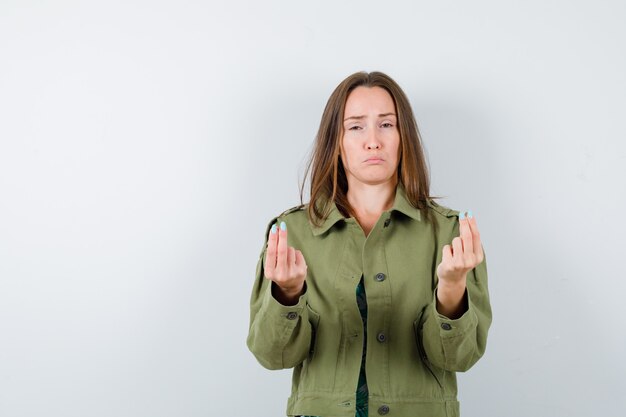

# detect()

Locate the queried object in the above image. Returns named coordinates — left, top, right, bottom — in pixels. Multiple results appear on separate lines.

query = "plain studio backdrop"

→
left=1, top=1, right=624, bottom=416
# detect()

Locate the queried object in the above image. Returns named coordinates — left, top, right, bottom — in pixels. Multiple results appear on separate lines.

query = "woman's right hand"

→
left=264, top=221, right=308, bottom=305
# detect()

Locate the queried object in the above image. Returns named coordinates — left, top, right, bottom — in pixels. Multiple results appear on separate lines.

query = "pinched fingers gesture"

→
left=264, top=221, right=308, bottom=301
left=436, top=211, right=484, bottom=286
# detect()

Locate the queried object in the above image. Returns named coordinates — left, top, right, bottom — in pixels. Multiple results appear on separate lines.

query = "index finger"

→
left=264, top=222, right=278, bottom=276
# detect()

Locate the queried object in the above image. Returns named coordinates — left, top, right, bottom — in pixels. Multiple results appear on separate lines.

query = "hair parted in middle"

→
left=300, top=71, right=438, bottom=227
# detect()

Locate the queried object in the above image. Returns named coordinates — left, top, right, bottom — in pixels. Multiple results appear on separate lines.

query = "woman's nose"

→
left=366, top=131, right=381, bottom=149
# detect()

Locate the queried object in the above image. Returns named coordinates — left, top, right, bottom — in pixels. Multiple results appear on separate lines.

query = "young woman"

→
left=247, top=71, right=492, bottom=417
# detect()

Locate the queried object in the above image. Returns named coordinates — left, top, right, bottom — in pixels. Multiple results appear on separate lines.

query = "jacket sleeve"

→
left=246, top=216, right=313, bottom=370
left=417, top=250, right=492, bottom=372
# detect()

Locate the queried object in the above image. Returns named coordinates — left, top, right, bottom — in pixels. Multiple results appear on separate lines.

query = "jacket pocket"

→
left=413, top=312, right=443, bottom=389
left=306, top=303, right=321, bottom=361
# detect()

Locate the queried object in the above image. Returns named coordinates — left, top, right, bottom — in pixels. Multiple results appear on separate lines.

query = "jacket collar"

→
left=311, top=183, right=422, bottom=236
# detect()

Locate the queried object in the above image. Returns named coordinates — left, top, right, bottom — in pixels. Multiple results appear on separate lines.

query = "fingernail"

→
left=459, top=211, right=466, bottom=220
left=467, top=210, right=473, bottom=219
left=271, top=223, right=277, bottom=234
left=280, top=221, right=287, bottom=231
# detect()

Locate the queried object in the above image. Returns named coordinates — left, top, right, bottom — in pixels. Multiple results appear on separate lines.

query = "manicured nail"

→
left=280, top=221, right=287, bottom=231
left=459, top=211, right=466, bottom=220
left=271, top=223, right=277, bottom=234
left=467, top=210, right=473, bottom=219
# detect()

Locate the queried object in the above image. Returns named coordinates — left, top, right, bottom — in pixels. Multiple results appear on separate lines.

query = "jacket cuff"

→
left=261, top=281, right=308, bottom=324
left=431, top=287, right=478, bottom=338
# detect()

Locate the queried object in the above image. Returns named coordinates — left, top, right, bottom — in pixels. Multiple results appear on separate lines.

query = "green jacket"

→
left=247, top=184, right=492, bottom=417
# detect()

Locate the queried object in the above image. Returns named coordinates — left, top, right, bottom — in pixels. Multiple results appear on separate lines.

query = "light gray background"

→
left=1, top=1, right=624, bottom=416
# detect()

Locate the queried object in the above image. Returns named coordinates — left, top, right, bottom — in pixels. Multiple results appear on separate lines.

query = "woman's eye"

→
left=381, top=122, right=394, bottom=128
left=348, top=125, right=362, bottom=130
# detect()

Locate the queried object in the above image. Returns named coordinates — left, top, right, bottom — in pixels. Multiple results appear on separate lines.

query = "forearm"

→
left=248, top=281, right=311, bottom=370
left=418, top=258, right=491, bottom=373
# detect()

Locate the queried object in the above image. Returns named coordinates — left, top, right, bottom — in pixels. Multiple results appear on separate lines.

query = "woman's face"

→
left=340, top=86, right=400, bottom=189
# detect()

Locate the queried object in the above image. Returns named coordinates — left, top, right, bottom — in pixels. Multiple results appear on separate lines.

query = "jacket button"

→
left=286, top=312, right=298, bottom=320
left=375, top=272, right=386, bottom=282
left=441, top=322, right=452, bottom=330
left=378, top=405, right=390, bottom=415
left=377, top=332, right=387, bottom=343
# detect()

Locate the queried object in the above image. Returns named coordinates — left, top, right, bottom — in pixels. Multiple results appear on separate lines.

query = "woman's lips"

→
left=365, top=157, right=384, bottom=164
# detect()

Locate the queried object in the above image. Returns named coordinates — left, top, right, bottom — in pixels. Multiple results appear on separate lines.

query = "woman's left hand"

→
left=435, top=211, right=484, bottom=318
left=436, top=211, right=484, bottom=286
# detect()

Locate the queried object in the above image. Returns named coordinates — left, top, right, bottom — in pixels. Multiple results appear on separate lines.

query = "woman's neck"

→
left=347, top=179, right=397, bottom=221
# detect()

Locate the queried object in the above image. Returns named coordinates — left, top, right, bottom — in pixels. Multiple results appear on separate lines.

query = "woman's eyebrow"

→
left=343, top=112, right=397, bottom=122
left=343, top=115, right=366, bottom=122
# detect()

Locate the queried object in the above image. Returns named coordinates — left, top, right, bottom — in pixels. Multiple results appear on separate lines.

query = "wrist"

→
left=271, top=282, right=305, bottom=306
left=437, top=277, right=466, bottom=294
left=436, top=277, right=467, bottom=319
